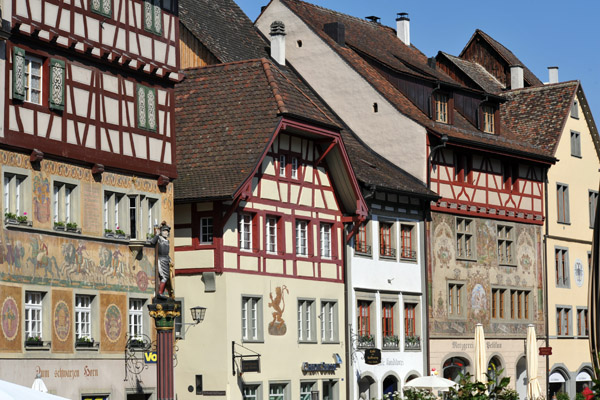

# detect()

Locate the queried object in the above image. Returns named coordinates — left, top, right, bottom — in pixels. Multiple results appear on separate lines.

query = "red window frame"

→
left=358, top=301, right=371, bottom=337
left=380, top=223, right=393, bottom=257
left=356, top=223, right=368, bottom=253
left=400, top=224, right=413, bottom=259
left=404, top=303, right=416, bottom=337
left=382, top=302, right=394, bottom=337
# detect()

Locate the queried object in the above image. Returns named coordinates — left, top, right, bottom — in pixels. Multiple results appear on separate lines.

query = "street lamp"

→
left=190, top=306, right=207, bottom=325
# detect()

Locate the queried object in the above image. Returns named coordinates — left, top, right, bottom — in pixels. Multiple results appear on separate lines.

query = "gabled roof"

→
left=437, top=52, right=505, bottom=93
left=272, top=0, right=553, bottom=161
left=179, top=0, right=266, bottom=63
left=459, top=29, right=543, bottom=88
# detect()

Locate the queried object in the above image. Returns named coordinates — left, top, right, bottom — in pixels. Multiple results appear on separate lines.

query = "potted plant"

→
left=25, top=335, right=43, bottom=347
left=405, top=335, right=421, bottom=350
left=76, top=336, right=94, bottom=347
left=4, top=212, right=17, bottom=224
left=16, top=212, right=29, bottom=224
left=358, top=334, right=375, bottom=348
left=383, top=334, right=399, bottom=349
left=54, top=221, right=66, bottom=231
left=104, top=229, right=114, bottom=238
left=66, top=222, right=79, bottom=233
left=128, top=338, right=146, bottom=349
left=146, top=232, right=155, bottom=240
left=115, top=227, right=127, bottom=239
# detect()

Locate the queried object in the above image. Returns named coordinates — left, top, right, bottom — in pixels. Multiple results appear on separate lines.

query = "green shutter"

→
left=137, top=84, right=147, bottom=129
left=48, top=59, right=66, bottom=111
left=102, top=0, right=112, bottom=17
left=152, top=0, right=162, bottom=35
left=12, top=46, right=26, bottom=101
left=90, top=0, right=111, bottom=17
left=143, top=0, right=154, bottom=32
left=146, top=87, right=157, bottom=131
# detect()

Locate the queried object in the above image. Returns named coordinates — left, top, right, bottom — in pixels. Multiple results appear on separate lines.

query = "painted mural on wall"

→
left=0, top=286, right=21, bottom=352
left=268, top=285, right=288, bottom=336
left=33, top=176, right=51, bottom=223
left=429, top=212, right=544, bottom=336
left=101, top=293, right=127, bottom=352
left=52, top=289, right=74, bottom=353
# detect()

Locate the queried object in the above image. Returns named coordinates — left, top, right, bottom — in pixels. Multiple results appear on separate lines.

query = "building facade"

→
left=0, top=0, right=179, bottom=398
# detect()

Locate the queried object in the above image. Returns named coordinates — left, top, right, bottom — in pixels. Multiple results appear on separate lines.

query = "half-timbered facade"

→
left=0, top=0, right=179, bottom=398
left=173, top=56, right=366, bottom=400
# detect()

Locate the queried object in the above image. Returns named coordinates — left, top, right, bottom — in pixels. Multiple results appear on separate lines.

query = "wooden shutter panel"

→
left=152, top=0, right=162, bottom=34
left=144, top=0, right=154, bottom=32
left=49, top=59, right=66, bottom=111
left=146, top=87, right=157, bottom=131
left=12, top=46, right=26, bottom=101
left=137, top=85, right=147, bottom=129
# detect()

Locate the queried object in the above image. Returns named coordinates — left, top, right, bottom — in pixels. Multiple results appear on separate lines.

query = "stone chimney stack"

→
left=548, top=66, right=559, bottom=84
left=270, top=21, right=286, bottom=66
left=510, top=65, right=524, bottom=89
left=396, top=13, right=410, bottom=46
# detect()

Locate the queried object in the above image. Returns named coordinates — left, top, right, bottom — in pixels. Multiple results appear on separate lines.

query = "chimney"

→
left=324, top=22, right=345, bottom=46
left=365, top=16, right=380, bottom=24
left=396, top=13, right=410, bottom=46
left=510, top=64, right=524, bottom=89
left=269, top=21, right=286, bottom=66
left=548, top=66, right=559, bottom=84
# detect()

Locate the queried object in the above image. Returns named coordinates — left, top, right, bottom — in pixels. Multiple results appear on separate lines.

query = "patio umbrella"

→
left=474, top=323, right=487, bottom=384
left=0, top=379, right=69, bottom=400
left=32, top=374, right=48, bottom=392
left=589, top=183, right=600, bottom=372
left=404, top=375, right=458, bottom=392
left=526, top=324, right=542, bottom=399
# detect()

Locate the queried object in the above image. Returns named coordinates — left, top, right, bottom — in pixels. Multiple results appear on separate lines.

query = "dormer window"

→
left=434, top=93, right=449, bottom=123
left=482, top=105, right=495, bottom=134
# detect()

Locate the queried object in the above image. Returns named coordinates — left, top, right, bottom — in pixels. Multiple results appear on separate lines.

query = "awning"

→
left=577, top=371, right=593, bottom=382
left=549, top=372, right=566, bottom=383
left=0, top=379, right=69, bottom=400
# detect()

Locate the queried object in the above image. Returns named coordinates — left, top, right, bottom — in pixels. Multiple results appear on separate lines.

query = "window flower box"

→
left=4, top=212, right=18, bottom=225
left=357, top=334, right=375, bottom=348
left=66, top=222, right=81, bottom=233
left=25, top=336, right=43, bottom=347
left=76, top=336, right=95, bottom=348
left=383, top=335, right=399, bottom=350
left=404, top=335, right=421, bottom=351
left=104, top=229, right=114, bottom=238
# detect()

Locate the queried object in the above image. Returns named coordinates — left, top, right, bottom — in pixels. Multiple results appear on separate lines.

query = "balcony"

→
left=355, top=244, right=372, bottom=256
left=404, top=335, right=421, bottom=351
left=380, top=246, right=396, bottom=259
left=357, top=334, right=375, bottom=348
left=400, top=248, right=417, bottom=261
left=382, top=335, right=399, bottom=350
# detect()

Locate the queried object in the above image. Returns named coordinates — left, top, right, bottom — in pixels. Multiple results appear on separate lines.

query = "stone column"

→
left=148, top=300, right=180, bottom=400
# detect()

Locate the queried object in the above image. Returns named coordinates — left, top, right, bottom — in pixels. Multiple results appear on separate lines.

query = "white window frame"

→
left=497, top=224, right=515, bottom=265
left=456, top=217, right=475, bottom=260
left=24, top=54, right=43, bottom=105
left=129, top=298, right=145, bottom=341
left=269, top=383, right=289, bottom=400
left=243, top=384, right=261, bottom=400
left=296, top=220, right=308, bottom=256
left=298, top=299, right=316, bottom=342
left=300, top=382, right=316, bottom=400
left=239, top=214, right=253, bottom=251
left=242, top=296, right=263, bottom=342
left=448, top=282, right=465, bottom=318
left=291, top=157, right=299, bottom=179
left=320, top=300, right=338, bottom=343
left=75, top=295, right=92, bottom=341
left=200, top=217, right=214, bottom=244
left=3, top=171, right=29, bottom=218
left=25, top=292, right=43, bottom=340
left=103, top=190, right=126, bottom=233
left=266, top=216, right=277, bottom=254
left=320, top=223, right=331, bottom=259
left=279, top=155, right=286, bottom=177
left=53, top=180, right=78, bottom=225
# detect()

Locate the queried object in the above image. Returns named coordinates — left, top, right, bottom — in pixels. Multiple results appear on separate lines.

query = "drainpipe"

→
left=343, top=224, right=353, bottom=400
left=423, top=217, right=431, bottom=377
left=544, top=168, right=550, bottom=400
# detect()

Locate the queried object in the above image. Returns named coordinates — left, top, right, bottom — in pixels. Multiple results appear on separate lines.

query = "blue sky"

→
left=237, top=0, right=600, bottom=127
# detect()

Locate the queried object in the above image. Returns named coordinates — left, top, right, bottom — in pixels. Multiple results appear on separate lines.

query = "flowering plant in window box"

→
left=66, top=222, right=81, bottom=234
left=104, top=229, right=114, bottom=238
left=16, top=212, right=29, bottom=224
left=115, top=227, right=129, bottom=239
left=146, top=232, right=156, bottom=240
left=404, top=335, right=421, bottom=350
left=76, top=336, right=94, bottom=347
left=383, top=335, right=399, bottom=349
left=25, top=336, right=43, bottom=346
left=357, top=334, right=375, bottom=348
left=54, top=221, right=66, bottom=230
left=4, top=212, right=18, bottom=224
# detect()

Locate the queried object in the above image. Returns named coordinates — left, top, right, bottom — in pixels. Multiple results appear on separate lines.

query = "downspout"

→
left=343, top=224, right=353, bottom=400
left=544, top=168, right=550, bottom=400
left=423, top=214, right=431, bottom=377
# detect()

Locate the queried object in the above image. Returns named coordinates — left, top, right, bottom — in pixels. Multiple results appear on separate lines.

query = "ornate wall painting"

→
left=268, top=285, right=288, bottom=336
left=33, top=175, right=50, bottom=224
left=0, top=285, right=21, bottom=352
left=52, top=289, right=73, bottom=353
left=574, top=259, right=584, bottom=287
left=101, top=293, right=126, bottom=352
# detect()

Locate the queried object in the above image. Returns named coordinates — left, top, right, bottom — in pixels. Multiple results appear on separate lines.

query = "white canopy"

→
left=576, top=371, right=592, bottom=382
left=0, top=379, right=69, bottom=400
left=548, top=372, right=566, bottom=383
left=405, top=375, right=458, bottom=391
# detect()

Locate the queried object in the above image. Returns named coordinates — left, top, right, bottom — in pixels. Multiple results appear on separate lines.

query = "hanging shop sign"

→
left=364, top=348, right=381, bottom=365
left=144, top=352, right=157, bottom=364
left=301, top=362, right=339, bottom=373
left=241, top=359, right=261, bottom=373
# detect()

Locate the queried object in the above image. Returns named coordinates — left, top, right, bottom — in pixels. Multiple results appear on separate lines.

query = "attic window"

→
left=373, top=103, right=378, bottom=113
left=571, top=100, right=579, bottom=119
left=482, top=105, right=495, bottom=134
left=296, top=40, right=303, bottom=48
left=434, top=93, right=449, bottom=123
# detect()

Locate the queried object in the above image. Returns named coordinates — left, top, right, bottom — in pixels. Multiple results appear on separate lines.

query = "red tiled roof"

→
left=438, top=52, right=505, bottom=93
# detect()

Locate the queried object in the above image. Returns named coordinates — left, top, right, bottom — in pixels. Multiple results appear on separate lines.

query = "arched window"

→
left=487, top=356, right=503, bottom=391
left=443, top=357, right=470, bottom=382
left=515, top=357, right=527, bottom=400
left=358, top=375, right=376, bottom=400
left=576, top=369, right=593, bottom=394
left=383, top=375, right=398, bottom=397
left=549, top=369, right=569, bottom=399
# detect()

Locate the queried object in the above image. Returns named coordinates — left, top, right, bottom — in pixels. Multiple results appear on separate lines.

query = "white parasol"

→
left=474, top=323, right=487, bottom=384
left=526, top=324, right=542, bottom=399
left=404, top=375, right=458, bottom=392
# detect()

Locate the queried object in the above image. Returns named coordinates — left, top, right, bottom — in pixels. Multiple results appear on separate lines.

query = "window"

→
left=577, top=308, right=589, bottom=337
left=24, top=55, right=43, bottom=105
left=199, top=217, right=213, bottom=244
left=404, top=303, right=417, bottom=337
left=454, top=154, right=471, bottom=183
left=53, top=181, right=77, bottom=225
left=129, top=299, right=145, bottom=340
left=509, top=290, right=530, bottom=320
left=497, top=225, right=514, bottom=265
left=557, top=183, right=570, bottom=224
left=571, top=131, right=581, bottom=157
left=355, top=222, right=371, bottom=255
left=242, top=296, right=262, bottom=342
left=136, top=84, right=157, bottom=131
left=491, top=288, right=506, bottom=319
left=75, top=295, right=92, bottom=341
left=103, top=191, right=125, bottom=233
left=400, top=224, right=415, bottom=260
left=266, top=217, right=277, bottom=253
left=555, top=247, right=570, bottom=287
left=3, top=172, right=27, bottom=217
left=298, top=299, right=315, bottom=342
left=382, top=302, right=395, bottom=338
left=321, top=301, right=338, bottom=342
left=300, top=382, right=315, bottom=400
left=146, top=197, right=159, bottom=237
left=291, top=157, right=298, bottom=179
left=357, top=300, right=371, bottom=337
left=25, top=292, right=43, bottom=340
left=379, top=222, right=395, bottom=258
left=456, top=218, right=474, bottom=259
left=557, top=307, right=572, bottom=336
left=571, top=100, right=579, bottom=119
left=320, top=223, right=331, bottom=258
left=239, top=214, right=253, bottom=251
left=90, top=0, right=112, bottom=17
left=243, top=385, right=260, bottom=400
left=448, top=283, right=464, bottom=317
left=174, top=299, right=183, bottom=339
left=279, top=155, right=286, bottom=176
left=434, top=92, right=449, bottom=123
left=482, top=105, right=495, bottom=134
left=269, top=383, right=287, bottom=400
left=143, top=0, right=162, bottom=35
left=590, top=191, right=598, bottom=228
left=296, top=220, right=308, bottom=256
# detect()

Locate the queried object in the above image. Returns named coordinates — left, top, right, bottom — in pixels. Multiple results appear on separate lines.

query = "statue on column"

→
left=150, top=221, right=174, bottom=300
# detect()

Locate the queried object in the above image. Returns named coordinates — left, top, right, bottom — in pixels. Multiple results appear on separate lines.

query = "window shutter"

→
left=137, top=85, right=147, bottom=129
left=153, top=0, right=162, bottom=34
left=102, top=0, right=112, bottom=16
left=146, top=87, right=157, bottom=131
left=144, top=0, right=154, bottom=32
left=90, top=0, right=101, bottom=13
left=12, top=46, right=26, bottom=101
left=49, top=59, right=66, bottom=110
